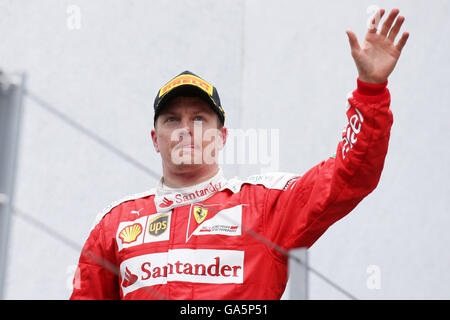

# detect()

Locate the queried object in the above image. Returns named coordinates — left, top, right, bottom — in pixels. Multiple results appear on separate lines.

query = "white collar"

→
left=154, top=168, right=227, bottom=212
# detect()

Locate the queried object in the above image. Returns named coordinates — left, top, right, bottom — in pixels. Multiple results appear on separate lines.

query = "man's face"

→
left=151, top=96, right=227, bottom=171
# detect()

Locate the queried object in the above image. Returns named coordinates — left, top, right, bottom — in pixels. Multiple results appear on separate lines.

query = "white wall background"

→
left=1, top=0, right=449, bottom=299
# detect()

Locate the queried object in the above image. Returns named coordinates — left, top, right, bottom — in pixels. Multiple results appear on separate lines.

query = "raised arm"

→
left=263, top=8, right=409, bottom=252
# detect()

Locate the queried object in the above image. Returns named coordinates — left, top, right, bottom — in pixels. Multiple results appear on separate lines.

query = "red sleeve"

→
left=70, top=217, right=120, bottom=300
left=264, top=78, right=393, bottom=252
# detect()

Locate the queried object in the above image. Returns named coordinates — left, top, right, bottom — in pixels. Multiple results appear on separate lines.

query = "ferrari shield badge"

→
left=193, top=206, right=208, bottom=224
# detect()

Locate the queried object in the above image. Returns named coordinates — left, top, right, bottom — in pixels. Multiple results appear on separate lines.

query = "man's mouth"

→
left=175, top=144, right=200, bottom=152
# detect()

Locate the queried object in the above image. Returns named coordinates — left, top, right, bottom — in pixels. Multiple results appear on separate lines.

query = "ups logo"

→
left=148, top=215, right=169, bottom=236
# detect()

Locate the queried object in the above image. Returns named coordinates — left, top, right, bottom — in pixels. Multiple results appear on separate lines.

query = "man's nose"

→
left=177, top=118, right=203, bottom=142
left=178, top=118, right=193, bottom=136
left=181, top=118, right=202, bottom=133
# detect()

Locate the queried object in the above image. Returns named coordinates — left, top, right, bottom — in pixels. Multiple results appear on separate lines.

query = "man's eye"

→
left=166, top=117, right=177, bottom=122
left=194, top=116, right=204, bottom=121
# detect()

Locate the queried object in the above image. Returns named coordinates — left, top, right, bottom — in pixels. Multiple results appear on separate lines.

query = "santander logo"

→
left=122, top=267, right=138, bottom=288
left=159, top=197, right=174, bottom=208
left=157, top=181, right=222, bottom=209
left=174, top=181, right=222, bottom=204
left=342, top=106, right=364, bottom=160
left=119, top=249, right=244, bottom=296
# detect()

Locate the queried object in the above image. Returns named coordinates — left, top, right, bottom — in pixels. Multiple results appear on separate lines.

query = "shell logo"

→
left=119, top=223, right=142, bottom=244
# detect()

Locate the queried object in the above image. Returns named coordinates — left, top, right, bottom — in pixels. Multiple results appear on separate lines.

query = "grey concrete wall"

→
left=1, top=0, right=448, bottom=299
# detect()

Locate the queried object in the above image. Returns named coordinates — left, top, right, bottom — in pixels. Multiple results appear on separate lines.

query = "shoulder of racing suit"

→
left=90, top=188, right=157, bottom=230
left=223, top=172, right=301, bottom=193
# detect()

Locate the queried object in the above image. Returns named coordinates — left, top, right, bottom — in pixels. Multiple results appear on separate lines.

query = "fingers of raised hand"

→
left=374, top=8, right=409, bottom=52
left=395, top=32, right=410, bottom=52
left=379, top=8, right=400, bottom=36
left=387, top=15, right=405, bottom=42
left=346, top=29, right=361, bottom=53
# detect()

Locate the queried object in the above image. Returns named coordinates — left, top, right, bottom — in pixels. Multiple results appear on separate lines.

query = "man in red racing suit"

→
left=70, top=8, right=408, bottom=300
left=70, top=78, right=391, bottom=300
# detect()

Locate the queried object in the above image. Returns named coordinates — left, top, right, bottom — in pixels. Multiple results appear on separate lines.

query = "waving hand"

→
left=346, top=8, right=410, bottom=84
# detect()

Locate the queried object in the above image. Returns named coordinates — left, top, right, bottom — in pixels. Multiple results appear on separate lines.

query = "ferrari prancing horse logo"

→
left=193, top=206, right=208, bottom=224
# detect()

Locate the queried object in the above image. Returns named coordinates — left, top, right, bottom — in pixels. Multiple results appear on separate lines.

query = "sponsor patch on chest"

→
left=116, top=212, right=172, bottom=251
left=119, top=249, right=244, bottom=297
left=186, top=204, right=243, bottom=242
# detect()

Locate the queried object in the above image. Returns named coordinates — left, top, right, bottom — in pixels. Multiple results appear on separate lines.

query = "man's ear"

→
left=151, top=129, right=160, bottom=153
left=219, top=126, right=228, bottom=150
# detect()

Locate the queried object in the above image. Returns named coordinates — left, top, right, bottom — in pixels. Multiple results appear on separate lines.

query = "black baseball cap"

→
left=153, top=71, right=225, bottom=125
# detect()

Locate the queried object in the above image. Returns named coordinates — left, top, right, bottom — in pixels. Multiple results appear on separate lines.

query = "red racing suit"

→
left=70, top=79, right=393, bottom=300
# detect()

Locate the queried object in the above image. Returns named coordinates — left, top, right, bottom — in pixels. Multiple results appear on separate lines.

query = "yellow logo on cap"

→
left=158, top=75, right=214, bottom=98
